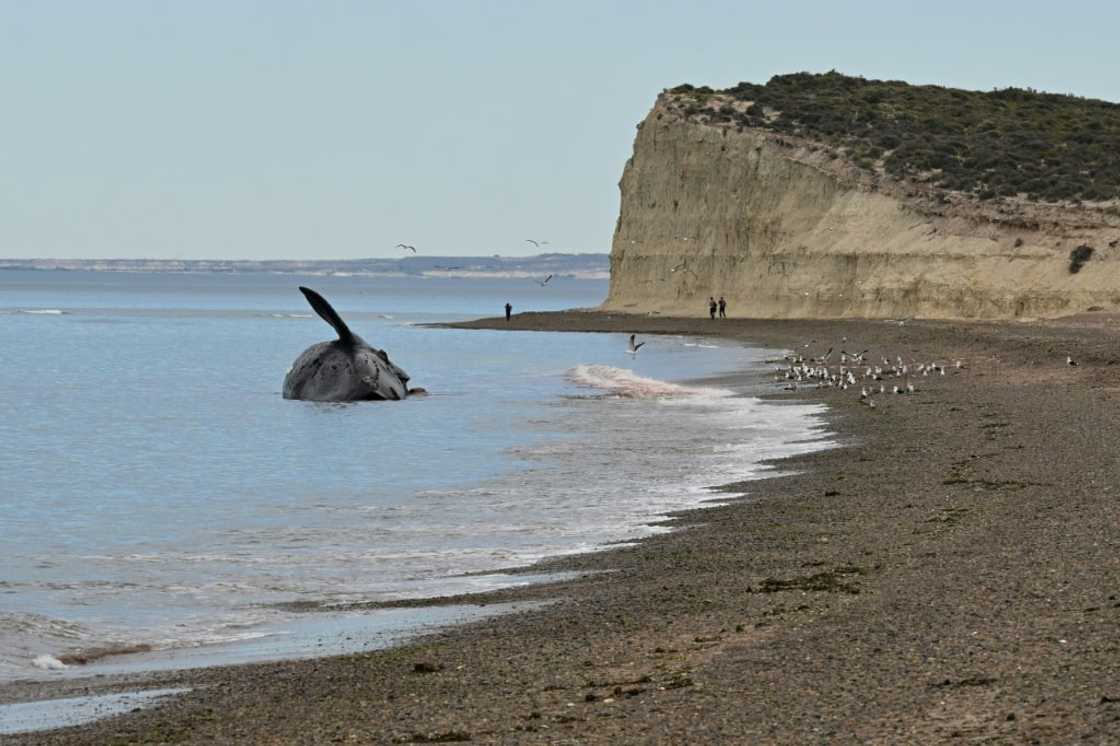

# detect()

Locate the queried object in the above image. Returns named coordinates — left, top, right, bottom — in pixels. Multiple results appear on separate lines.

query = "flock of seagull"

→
left=771, top=343, right=967, bottom=409
left=623, top=335, right=1084, bottom=410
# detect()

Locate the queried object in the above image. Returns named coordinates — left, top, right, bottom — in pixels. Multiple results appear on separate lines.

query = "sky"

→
left=2, top=1, right=1118, bottom=260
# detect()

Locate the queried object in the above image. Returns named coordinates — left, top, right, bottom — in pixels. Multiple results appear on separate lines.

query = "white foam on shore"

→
left=19, top=308, right=66, bottom=315
left=555, top=362, right=835, bottom=544
left=567, top=364, right=729, bottom=399
left=0, top=609, right=279, bottom=683
left=30, top=654, right=67, bottom=670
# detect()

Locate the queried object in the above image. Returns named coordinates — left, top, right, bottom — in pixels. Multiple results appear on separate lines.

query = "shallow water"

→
left=0, top=271, right=833, bottom=681
left=0, top=688, right=189, bottom=735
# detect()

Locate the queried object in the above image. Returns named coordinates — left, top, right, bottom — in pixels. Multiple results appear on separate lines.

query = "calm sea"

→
left=0, top=270, right=833, bottom=680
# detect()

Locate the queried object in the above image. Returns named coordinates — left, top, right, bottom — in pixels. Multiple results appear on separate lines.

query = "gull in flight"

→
left=627, top=334, right=646, bottom=355
left=533, top=274, right=554, bottom=287
left=525, top=239, right=550, bottom=248
left=396, top=243, right=417, bottom=253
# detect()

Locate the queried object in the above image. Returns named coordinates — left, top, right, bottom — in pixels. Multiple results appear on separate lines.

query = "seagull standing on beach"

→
left=396, top=243, right=417, bottom=253
left=1067, top=355, right=1078, bottom=367
left=627, top=334, right=646, bottom=355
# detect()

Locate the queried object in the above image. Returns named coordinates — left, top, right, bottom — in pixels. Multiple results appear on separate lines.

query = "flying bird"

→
left=396, top=243, right=417, bottom=253
left=534, top=274, right=554, bottom=287
left=525, top=239, right=550, bottom=248
left=627, top=334, right=646, bottom=355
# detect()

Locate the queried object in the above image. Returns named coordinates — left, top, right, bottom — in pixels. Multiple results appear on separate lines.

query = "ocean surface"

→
left=0, top=270, right=833, bottom=681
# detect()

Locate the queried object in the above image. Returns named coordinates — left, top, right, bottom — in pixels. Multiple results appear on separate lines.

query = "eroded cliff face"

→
left=604, top=95, right=1120, bottom=319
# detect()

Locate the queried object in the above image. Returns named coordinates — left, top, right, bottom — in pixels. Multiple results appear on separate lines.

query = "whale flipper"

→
left=299, top=286, right=354, bottom=346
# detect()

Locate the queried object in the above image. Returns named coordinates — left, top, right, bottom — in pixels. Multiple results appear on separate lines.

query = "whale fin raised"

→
left=299, top=286, right=354, bottom=345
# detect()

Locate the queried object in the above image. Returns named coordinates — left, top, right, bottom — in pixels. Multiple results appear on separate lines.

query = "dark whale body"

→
left=282, top=287, right=413, bottom=402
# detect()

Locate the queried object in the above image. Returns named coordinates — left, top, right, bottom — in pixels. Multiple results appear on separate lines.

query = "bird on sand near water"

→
left=772, top=340, right=981, bottom=410
left=627, top=334, right=646, bottom=355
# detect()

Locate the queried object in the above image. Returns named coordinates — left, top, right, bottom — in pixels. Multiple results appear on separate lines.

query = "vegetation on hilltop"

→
left=671, top=72, right=1120, bottom=203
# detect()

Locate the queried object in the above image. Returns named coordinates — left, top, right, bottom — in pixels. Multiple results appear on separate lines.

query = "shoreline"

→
left=7, top=311, right=1120, bottom=743
left=1, top=327, right=801, bottom=696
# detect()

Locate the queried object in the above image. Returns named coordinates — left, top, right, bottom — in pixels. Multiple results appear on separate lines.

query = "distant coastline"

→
left=0, top=253, right=610, bottom=280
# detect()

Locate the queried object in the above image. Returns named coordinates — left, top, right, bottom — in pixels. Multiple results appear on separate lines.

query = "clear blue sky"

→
left=3, top=1, right=1117, bottom=260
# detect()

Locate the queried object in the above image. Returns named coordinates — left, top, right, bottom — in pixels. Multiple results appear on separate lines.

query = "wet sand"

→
left=6, top=312, right=1120, bottom=744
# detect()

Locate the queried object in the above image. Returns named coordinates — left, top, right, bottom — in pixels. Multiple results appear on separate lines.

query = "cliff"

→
left=604, top=78, right=1120, bottom=319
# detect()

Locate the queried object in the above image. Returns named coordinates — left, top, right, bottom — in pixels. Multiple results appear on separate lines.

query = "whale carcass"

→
left=282, top=286, right=416, bottom=402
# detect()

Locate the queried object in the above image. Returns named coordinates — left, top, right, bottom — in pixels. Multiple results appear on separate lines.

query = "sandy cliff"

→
left=604, top=94, right=1120, bottom=319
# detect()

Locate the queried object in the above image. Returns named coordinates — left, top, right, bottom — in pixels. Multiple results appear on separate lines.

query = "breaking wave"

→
left=567, top=364, right=729, bottom=399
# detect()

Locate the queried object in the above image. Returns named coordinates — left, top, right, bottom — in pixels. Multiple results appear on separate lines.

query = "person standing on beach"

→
left=505, top=302, right=512, bottom=322
left=708, top=297, right=717, bottom=319
left=718, top=296, right=727, bottom=319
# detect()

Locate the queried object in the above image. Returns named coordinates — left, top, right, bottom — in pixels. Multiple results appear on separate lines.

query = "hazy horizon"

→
left=0, top=251, right=608, bottom=263
left=4, top=1, right=1119, bottom=261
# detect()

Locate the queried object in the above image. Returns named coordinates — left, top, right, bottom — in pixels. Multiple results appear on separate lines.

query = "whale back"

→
left=282, top=287, right=411, bottom=402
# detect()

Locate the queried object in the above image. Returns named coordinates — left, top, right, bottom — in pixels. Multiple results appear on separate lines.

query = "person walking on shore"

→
left=708, top=297, right=717, bottom=320
left=718, top=296, right=727, bottom=319
left=504, top=302, right=512, bottom=322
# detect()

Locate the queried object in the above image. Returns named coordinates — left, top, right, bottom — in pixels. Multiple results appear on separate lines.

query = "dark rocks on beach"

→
left=413, top=661, right=444, bottom=674
left=662, top=675, right=695, bottom=690
left=401, top=731, right=472, bottom=743
left=754, top=567, right=864, bottom=595
left=931, top=675, right=997, bottom=689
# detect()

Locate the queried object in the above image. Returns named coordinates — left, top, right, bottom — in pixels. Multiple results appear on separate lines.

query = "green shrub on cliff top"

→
left=670, top=71, right=1120, bottom=203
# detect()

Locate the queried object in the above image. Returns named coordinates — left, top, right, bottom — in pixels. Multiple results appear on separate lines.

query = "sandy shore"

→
left=6, top=311, right=1120, bottom=744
